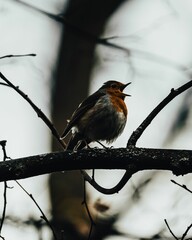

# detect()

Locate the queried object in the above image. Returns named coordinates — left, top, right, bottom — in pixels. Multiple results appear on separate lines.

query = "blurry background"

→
left=0, top=0, right=192, bottom=239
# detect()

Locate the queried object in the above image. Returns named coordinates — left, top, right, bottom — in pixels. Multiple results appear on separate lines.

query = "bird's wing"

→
left=61, top=89, right=105, bottom=138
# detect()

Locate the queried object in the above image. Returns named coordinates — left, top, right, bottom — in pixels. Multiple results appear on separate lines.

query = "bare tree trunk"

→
left=50, top=0, right=127, bottom=239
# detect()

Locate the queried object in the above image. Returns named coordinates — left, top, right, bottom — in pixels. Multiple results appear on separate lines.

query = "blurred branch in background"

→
left=0, top=215, right=53, bottom=240
left=9, top=0, right=187, bottom=72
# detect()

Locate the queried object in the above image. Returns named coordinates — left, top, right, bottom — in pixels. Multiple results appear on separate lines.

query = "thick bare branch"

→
left=0, top=147, right=192, bottom=194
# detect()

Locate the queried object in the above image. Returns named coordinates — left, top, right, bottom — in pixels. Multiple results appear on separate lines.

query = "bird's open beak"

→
left=121, top=82, right=131, bottom=96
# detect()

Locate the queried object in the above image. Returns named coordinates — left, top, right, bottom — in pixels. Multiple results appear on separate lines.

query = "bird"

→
left=60, top=80, right=131, bottom=150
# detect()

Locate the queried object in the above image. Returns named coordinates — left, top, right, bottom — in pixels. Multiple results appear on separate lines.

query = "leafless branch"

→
left=0, top=53, right=36, bottom=60
left=10, top=0, right=187, bottom=71
left=165, top=210, right=192, bottom=240
left=0, top=72, right=66, bottom=149
left=171, top=179, right=192, bottom=194
left=164, top=219, right=179, bottom=240
left=82, top=180, right=95, bottom=240
left=181, top=222, right=192, bottom=240
left=0, top=147, right=191, bottom=194
left=127, top=80, right=192, bottom=147
left=0, top=141, right=9, bottom=240
left=0, top=82, right=10, bottom=87
left=171, top=179, right=192, bottom=239
left=15, top=180, right=58, bottom=240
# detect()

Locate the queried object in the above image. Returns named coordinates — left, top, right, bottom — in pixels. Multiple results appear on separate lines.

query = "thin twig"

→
left=82, top=179, right=95, bottom=240
left=171, top=179, right=192, bottom=239
left=15, top=180, right=58, bottom=240
left=0, top=72, right=66, bottom=149
left=181, top=222, right=192, bottom=240
left=127, top=80, right=192, bottom=147
left=0, top=82, right=10, bottom=87
left=171, top=179, right=192, bottom=194
left=164, top=219, right=179, bottom=240
left=0, top=53, right=36, bottom=60
left=0, top=141, right=9, bottom=239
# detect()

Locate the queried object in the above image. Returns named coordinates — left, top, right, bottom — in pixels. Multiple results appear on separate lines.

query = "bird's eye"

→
left=111, top=83, right=118, bottom=89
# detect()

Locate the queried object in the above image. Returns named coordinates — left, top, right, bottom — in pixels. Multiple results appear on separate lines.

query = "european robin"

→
left=61, top=80, right=131, bottom=150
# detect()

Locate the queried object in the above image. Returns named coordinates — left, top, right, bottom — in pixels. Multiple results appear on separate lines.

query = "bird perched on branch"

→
left=61, top=80, right=131, bottom=150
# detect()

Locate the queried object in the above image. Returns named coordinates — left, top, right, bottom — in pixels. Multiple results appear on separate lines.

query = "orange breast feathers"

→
left=107, top=89, right=128, bottom=116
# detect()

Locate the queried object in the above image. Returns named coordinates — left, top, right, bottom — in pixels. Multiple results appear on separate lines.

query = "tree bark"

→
left=1, top=147, right=192, bottom=186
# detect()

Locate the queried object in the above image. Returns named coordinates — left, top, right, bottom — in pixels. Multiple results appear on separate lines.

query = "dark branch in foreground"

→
left=0, top=147, right=192, bottom=194
left=0, top=72, right=66, bottom=149
left=128, top=80, right=192, bottom=147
